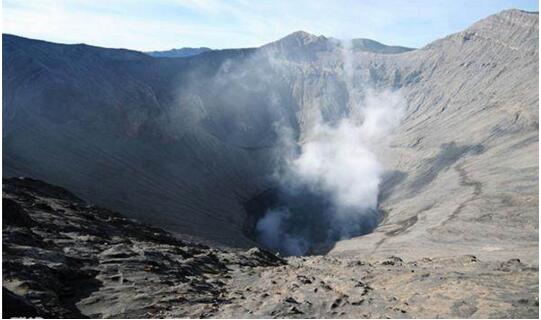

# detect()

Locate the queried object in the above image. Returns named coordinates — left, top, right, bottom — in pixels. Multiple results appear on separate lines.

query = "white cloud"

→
left=3, top=0, right=537, bottom=50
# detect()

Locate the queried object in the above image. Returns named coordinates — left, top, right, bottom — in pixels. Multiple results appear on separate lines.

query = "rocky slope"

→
left=2, top=177, right=284, bottom=318
left=3, top=178, right=538, bottom=318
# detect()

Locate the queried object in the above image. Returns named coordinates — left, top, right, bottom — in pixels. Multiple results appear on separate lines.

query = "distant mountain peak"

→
left=471, top=8, right=539, bottom=30
left=348, top=38, right=414, bottom=54
left=146, top=47, right=212, bottom=58
left=424, top=8, right=538, bottom=52
left=286, top=30, right=317, bottom=39
left=277, top=30, right=325, bottom=45
left=498, top=8, right=539, bottom=16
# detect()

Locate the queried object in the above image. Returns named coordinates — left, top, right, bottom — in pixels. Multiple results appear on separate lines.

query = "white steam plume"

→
left=256, top=41, right=405, bottom=255
left=291, top=90, right=404, bottom=211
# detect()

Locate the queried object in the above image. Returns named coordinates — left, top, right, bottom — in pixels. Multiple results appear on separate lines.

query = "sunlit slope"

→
left=332, top=10, right=539, bottom=263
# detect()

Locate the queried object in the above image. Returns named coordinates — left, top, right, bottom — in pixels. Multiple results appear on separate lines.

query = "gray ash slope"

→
left=2, top=177, right=538, bottom=318
left=2, top=8, right=539, bottom=262
left=3, top=34, right=263, bottom=247
left=334, top=9, right=539, bottom=262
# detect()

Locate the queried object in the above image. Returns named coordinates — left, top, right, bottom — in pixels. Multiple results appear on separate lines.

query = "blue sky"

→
left=3, top=0, right=538, bottom=51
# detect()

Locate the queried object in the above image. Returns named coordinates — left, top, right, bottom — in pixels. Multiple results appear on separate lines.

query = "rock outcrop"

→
left=3, top=178, right=538, bottom=318
left=2, top=177, right=284, bottom=318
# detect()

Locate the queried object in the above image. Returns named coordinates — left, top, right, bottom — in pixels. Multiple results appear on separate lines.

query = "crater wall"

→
left=2, top=10, right=538, bottom=262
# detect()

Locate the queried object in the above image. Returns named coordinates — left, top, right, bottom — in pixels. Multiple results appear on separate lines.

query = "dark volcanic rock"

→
left=2, top=177, right=284, bottom=318
left=3, top=287, right=43, bottom=318
left=3, top=197, right=34, bottom=228
left=2, top=178, right=538, bottom=318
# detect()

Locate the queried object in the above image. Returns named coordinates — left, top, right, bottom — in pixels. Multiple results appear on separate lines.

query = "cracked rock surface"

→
left=3, top=178, right=538, bottom=318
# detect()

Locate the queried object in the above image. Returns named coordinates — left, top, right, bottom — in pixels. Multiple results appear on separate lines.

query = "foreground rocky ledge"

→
left=2, top=178, right=538, bottom=318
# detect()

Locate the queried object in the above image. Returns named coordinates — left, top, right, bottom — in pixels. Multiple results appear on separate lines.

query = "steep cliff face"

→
left=2, top=10, right=538, bottom=262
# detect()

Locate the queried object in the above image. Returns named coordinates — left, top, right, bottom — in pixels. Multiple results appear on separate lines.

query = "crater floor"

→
left=245, top=187, right=380, bottom=256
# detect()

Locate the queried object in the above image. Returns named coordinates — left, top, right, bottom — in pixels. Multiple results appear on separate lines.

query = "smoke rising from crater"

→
left=293, top=92, right=404, bottom=210
left=256, top=42, right=405, bottom=255
left=170, top=37, right=405, bottom=256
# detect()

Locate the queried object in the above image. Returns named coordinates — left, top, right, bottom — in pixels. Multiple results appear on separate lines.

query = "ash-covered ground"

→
left=3, top=178, right=538, bottom=318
